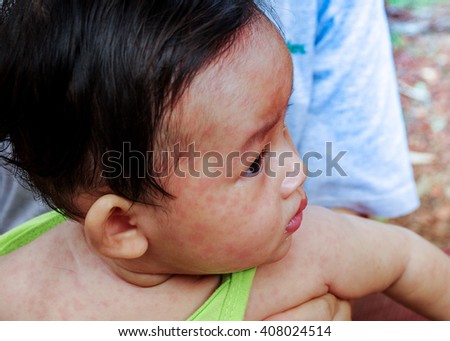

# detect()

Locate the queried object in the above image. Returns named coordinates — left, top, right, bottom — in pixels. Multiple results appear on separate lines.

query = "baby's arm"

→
left=264, top=294, right=351, bottom=321
left=246, top=206, right=450, bottom=320
left=319, top=209, right=450, bottom=320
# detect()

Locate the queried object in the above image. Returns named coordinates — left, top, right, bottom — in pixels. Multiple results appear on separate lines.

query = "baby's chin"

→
left=259, top=237, right=293, bottom=267
left=197, top=239, right=294, bottom=275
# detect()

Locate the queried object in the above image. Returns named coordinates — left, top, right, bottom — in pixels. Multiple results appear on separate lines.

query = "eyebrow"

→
left=241, top=109, right=284, bottom=152
left=241, top=87, right=294, bottom=152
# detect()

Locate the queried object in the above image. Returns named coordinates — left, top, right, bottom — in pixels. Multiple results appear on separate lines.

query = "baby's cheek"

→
left=194, top=185, right=235, bottom=218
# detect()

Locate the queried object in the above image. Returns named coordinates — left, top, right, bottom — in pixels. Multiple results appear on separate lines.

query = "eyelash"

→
left=241, top=149, right=269, bottom=178
left=241, top=106, right=290, bottom=178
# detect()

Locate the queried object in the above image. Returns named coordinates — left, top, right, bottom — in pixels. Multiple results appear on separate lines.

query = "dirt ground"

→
left=386, top=3, right=450, bottom=247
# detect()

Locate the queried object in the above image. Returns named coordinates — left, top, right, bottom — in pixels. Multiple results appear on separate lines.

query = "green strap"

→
left=0, top=211, right=67, bottom=256
left=188, top=267, right=256, bottom=321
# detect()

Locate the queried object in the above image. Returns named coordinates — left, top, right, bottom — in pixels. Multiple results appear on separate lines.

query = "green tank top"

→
left=0, top=211, right=256, bottom=320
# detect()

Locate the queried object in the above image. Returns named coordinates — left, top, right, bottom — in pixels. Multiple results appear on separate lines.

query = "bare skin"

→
left=1, top=206, right=450, bottom=320
left=1, top=17, right=450, bottom=322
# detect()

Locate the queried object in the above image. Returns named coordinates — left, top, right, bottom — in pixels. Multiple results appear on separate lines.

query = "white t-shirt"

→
left=274, top=0, right=419, bottom=217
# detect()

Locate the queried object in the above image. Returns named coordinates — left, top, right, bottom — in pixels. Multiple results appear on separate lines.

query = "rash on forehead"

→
left=172, top=18, right=292, bottom=152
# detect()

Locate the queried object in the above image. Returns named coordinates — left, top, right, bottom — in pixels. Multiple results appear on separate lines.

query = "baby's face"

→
left=141, top=20, right=307, bottom=274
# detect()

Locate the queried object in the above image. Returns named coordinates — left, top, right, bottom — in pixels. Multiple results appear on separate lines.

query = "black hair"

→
left=0, top=0, right=266, bottom=219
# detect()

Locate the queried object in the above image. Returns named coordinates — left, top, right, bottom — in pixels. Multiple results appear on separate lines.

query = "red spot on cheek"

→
left=173, top=203, right=190, bottom=219
left=216, top=197, right=236, bottom=222
left=219, top=196, right=228, bottom=205
left=228, top=243, right=241, bottom=253
left=204, top=192, right=229, bottom=205
left=188, top=227, right=206, bottom=244
left=243, top=204, right=256, bottom=215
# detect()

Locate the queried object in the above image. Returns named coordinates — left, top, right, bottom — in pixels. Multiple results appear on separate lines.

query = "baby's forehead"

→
left=172, top=21, right=291, bottom=151
left=171, top=62, right=249, bottom=152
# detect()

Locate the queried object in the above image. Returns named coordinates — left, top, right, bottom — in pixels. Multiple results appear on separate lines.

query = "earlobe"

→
left=84, top=194, right=149, bottom=259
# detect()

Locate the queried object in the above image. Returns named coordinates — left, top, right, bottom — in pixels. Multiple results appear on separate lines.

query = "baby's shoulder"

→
left=245, top=205, right=357, bottom=319
left=0, top=223, right=221, bottom=320
left=0, top=224, right=71, bottom=319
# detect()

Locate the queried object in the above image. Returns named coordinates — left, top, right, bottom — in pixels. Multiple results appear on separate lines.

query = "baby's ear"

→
left=84, top=194, right=148, bottom=259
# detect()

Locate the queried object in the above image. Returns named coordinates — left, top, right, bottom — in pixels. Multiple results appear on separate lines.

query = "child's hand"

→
left=263, top=294, right=351, bottom=321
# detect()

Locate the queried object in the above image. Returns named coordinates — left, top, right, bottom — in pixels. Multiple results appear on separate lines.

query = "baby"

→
left=1, top=0, right=449, bottom=320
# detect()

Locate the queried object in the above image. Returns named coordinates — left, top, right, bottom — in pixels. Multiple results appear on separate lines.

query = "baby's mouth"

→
left=285, top=196, right=308, bottom=235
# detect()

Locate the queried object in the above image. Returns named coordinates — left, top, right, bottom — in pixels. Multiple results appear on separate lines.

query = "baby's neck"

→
left=105, top=258, right=173, bottom=287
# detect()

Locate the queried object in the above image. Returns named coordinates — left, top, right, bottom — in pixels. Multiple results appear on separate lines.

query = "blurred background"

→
left=385, top=0, right=450, bottom=247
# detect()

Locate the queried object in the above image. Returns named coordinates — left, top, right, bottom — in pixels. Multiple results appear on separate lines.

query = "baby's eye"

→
left=241, top=150, right=267, bottom=178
